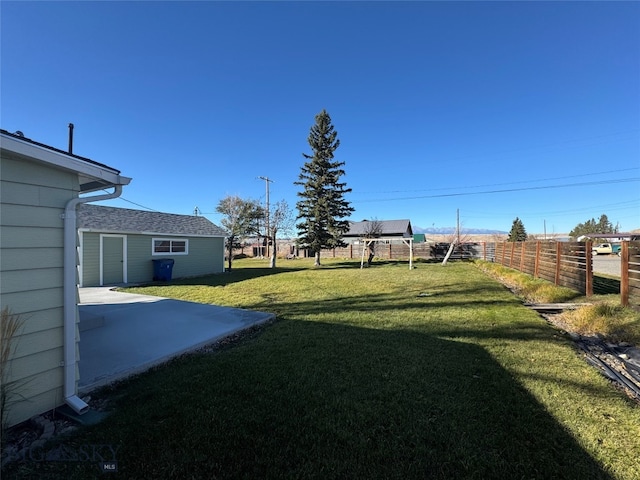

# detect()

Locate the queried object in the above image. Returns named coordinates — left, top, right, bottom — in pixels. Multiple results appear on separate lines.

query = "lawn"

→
left=4, top=258, right=640, bottom=479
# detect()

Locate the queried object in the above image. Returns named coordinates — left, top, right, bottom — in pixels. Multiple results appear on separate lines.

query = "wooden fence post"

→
left=519, top=242, right=525, bottom=272
left=510, top=242, right=515, bottom=268
left=585, top=241, right=593, bottom=297
left=621, top=241, right=629, bottom=306
left=501, top=242, right=506, bottom=266
left=555, top=242, right=562, bottom=286
left=534, top=241, right=541, bottom=278
left=554, top=242, right=562, bottom=285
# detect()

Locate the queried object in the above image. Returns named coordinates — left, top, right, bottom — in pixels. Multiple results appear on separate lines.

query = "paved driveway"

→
left=593, top=255, right=621, bottom=277
left=78, top=287, right=274, bottom=392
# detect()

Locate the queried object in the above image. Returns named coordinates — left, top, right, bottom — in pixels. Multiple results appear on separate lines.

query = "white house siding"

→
left=0, top=155, right=79, bottom=427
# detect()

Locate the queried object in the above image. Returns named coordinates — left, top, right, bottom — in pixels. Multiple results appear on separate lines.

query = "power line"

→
left=97, top=191, right=160, bottom=212
left=464, top=199, right=640, bottom=218
left=353, top=177, right=640, bottom=204
left=354, top=167, right=639, bottom=195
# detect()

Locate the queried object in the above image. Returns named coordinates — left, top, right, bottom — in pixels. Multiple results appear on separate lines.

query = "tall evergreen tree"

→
left=507, top=217, right=528, bottom=242
left=295, top=110, right=354, bottom=266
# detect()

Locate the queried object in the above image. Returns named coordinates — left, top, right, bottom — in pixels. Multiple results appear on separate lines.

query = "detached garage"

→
left=78, top=204, right=227, bottom=286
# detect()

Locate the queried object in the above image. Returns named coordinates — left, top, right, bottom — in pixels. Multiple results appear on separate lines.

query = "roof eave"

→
left=78, top=228, right=226, bottom=238
left=2, top=132, right=129, bottom=189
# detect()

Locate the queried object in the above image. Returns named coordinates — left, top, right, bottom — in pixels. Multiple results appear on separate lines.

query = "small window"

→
left=171, top=241, right=186, bottom=253
left=152, top=238, right=189, bottom=255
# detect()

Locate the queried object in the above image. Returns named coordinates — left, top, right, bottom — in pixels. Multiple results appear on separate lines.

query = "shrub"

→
left=1, top=307, right=24, bottom=438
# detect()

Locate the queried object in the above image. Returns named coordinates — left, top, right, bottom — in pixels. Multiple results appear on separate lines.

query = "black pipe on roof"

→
left=68, top=123, right=74, bottom=154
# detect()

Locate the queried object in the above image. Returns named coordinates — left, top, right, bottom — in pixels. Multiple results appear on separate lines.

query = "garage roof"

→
left=78, top=204, right=227, bottom=237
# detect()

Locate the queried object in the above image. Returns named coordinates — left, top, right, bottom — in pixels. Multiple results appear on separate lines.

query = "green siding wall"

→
left=0, top=154, right=79, bottom=427
left=80, top=233, right=225, bottom=286
left=80, top=232, right=100, bottom=287
left=127, top=235, right=154, bottom=284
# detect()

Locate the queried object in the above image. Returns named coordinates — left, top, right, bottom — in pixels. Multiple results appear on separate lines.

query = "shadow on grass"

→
left=139, top=259, right=430, bottom=289
left=240, top=284, right=523, bottom=319
left=134, top=264, right=308, bottom=289
left=5, top=321, right=613, bottom=479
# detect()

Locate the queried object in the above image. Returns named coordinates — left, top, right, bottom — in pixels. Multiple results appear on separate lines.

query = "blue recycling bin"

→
left=152, top=258, right=175, bottom=281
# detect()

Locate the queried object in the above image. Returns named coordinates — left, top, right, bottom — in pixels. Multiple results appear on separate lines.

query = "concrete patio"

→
left=78, top=287, right=275, bottom=392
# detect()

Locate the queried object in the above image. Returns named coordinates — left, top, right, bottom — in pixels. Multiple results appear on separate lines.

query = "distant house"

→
left=413, top=233, right=427, bottom=243
left=576, top=233, right=640, bottom=242
left=344, top=219, right=415, bottom=269
left=0, top=129, right=130, bottom=427
left=343, top=219, right=414, bottom=242
left=77, top=204, right=227, bottom=286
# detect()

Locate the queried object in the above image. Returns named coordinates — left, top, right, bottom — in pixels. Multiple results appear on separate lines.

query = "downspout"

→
left=63, top=185, right=124, bottom=414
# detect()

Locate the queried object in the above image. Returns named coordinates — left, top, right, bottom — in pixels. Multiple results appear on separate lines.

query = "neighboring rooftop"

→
left=345, top=219, right=413, bottom=238
left=78, top=204, right=227, bottom=237
left=576, top=233, right=640, bottom=241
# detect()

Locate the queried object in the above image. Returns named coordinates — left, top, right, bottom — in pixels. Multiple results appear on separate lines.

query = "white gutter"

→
left=63, top=185, right=128, bottom=414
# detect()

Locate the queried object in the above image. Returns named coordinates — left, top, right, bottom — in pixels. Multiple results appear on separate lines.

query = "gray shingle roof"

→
left=78, top=204, right=227, bottom=237
left=345, top=219, right=413, bottom=237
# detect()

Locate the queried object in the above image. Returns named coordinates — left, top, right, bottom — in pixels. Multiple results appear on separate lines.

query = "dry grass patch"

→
left=474, top=260, right=580, bottom=303
left=561, top=302, right=640, bottom=344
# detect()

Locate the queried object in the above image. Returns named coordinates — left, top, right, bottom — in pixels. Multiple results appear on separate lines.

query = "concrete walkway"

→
left=78, top=287, right=275, bottom=392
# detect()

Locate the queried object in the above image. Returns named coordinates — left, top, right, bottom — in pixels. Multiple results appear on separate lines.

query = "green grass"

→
left=4, top=259, right=640, bottom=479
left=474, top=260, right=640, bottom=344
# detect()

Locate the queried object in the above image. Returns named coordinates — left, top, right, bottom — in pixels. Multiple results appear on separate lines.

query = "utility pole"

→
left=258, top=176, right=274, bottom=257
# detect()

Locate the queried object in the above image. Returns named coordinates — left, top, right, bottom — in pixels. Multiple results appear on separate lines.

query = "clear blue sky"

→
left=2, top=1, right=639, bottom=235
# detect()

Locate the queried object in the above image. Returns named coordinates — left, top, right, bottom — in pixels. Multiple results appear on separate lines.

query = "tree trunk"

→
left=269, top=228, right=278, bottom=268
left=314, top=251, right=321, bottom=266
left=227, top=236, right=233, bottom=271
left=367, top=241, right=375, bottom=266
left=269, top=232, right=277, bottom=268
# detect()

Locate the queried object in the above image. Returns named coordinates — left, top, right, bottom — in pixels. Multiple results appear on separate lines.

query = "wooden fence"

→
left=318, top=242, right=428, bottom=260
left=494, top=241, right=592, bottom=296
left=316, top=242, right=484, bottom=261
left=622, top=241, right=640, bottom=309
left=492, top=240, right=640, bottom=311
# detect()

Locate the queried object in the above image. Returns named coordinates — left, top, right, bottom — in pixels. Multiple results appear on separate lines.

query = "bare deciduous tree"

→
left=268, top=200, right=295, bottom=268
left=216, top=196, right=262, bottom=271
left=362, top=219, right=383, bottom=267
